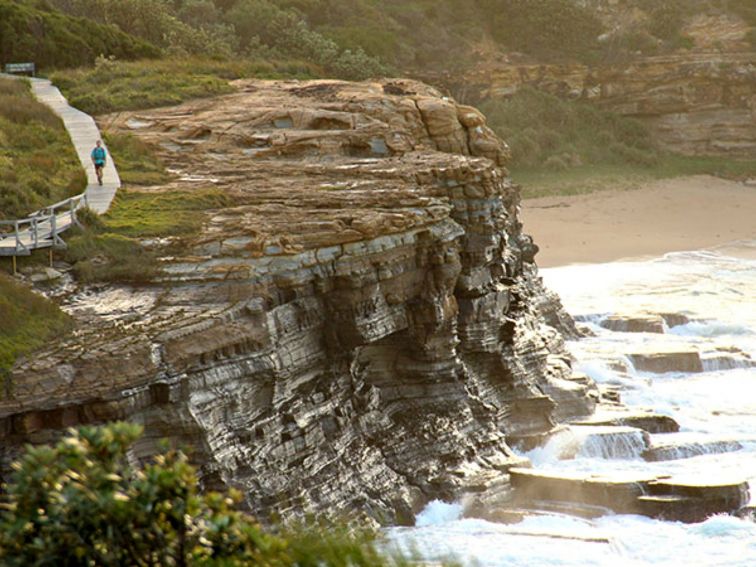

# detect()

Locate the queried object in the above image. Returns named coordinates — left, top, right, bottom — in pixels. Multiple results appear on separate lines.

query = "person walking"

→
left=91, top=140, right=107, bottom=186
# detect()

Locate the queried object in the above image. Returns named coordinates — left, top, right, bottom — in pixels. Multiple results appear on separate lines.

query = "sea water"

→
left=387, top=241, right=756, bottom=566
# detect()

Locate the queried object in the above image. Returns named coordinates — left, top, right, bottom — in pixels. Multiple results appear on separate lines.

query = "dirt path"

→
left=521, top=175, right=756, bottom=267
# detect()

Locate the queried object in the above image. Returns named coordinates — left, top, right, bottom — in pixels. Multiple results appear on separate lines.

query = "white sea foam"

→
left=414, top=500, right=463, bottom=527
left=389, top=242, right=756, bottom=566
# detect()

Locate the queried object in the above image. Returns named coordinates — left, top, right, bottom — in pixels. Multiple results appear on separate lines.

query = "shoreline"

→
left=520, top=175, right=756, bottom=268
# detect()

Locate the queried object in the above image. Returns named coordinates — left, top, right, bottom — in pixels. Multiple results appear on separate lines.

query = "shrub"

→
left=0, top=0, right=159, bottom=70
left=544, top=155, right=569, bottom=171
left=479, top=86, right=659, bottom=169
left=225, top=0, right=388, bottom=79
left=479, top=0, right=604, bottom=61
left=0, top=423, right=414, bottom=566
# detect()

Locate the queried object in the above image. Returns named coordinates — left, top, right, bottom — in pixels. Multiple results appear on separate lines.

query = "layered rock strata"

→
left=1, top=79, right=596, bottom=523
left=433, top=52, right=756, bottom=157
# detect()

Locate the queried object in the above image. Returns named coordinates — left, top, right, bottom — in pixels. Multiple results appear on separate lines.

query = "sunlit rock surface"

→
left=0, top=79, right=596, bottom=523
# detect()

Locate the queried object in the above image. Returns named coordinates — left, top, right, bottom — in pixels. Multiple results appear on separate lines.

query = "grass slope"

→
left=52, top=57, right=316, bottom=115
left=0, top=273, right=71, bottom=378
left=64, top=187, right=231, bottom=283
left=0, top=78, right=85, bottom=220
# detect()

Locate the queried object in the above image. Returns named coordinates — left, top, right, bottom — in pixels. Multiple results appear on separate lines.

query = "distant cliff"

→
left=1, top=79, right=596, bottom=524
left=433, top=52, right=756, bottom=158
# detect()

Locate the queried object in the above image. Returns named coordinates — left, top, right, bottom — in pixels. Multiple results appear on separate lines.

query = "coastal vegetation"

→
left=0, top=423, right=419, bottom=566
left=481, top=88, right=756, bottom=197
left=0, top=0, right=158, bottom=69
left=0, top=78, right=85, bottom=220
left=63, top=187, right=230, bottom=283
left=0, top=273, right=71, bottom=379
left=51, top=57, right=316, bottom=115
left=102, top=130, right=173, bottom=186
left=8, top=0, right=752, bottom=79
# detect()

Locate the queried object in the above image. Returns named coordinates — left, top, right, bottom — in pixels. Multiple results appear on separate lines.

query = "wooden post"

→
left=49, top=248, right=53, bottom=267
left=12, top=255, right=17, bottom=275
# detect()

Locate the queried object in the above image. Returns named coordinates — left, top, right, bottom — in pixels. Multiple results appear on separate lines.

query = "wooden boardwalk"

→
left=0, top=76, right=120, bottom=257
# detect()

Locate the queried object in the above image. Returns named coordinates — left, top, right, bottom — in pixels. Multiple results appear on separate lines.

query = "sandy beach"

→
left=521, top=175, right=756, bottom=268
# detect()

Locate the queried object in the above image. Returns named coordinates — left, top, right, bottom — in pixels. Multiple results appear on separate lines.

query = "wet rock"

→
left=734, top=506, right=756, bottom=522
left=600, top=314, right=665, bottom=334
left=511, top=468, right=750, bottom=522
left=641, top=478, right=750, bottom=523
left=510, top=468, right=654, bottom=513
left=628, top=350, right=704, bottom=374
left=658, top=312, right=690, bottom=328
left=701, top=348, right=755, bottom=372
left=571, top=410, right=680, bottom=434
left=29, top=267, right=63, bottom=283
left=643, top=439, right=743, bottom=462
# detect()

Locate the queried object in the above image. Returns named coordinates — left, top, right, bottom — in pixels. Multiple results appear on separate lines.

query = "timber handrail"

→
left=0, top=193, right=90, bottom=255
left=0, top=74, right=119, bottom=260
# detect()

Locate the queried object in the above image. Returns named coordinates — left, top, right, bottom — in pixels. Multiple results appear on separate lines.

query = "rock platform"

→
left=510, top=467, right=750, bottom=522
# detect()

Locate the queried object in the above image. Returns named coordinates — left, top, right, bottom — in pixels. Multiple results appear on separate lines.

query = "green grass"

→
left=62, top=188, right=232, bottom=283
left=51, top=57, right=317, bottom=115
left=63, top=231, right=159, bottom=283
left=102, top=130, right=172, bottom=186
left=0, top=78, right=86, bottom=220
left=0, top=273, right=72, bottom=378
left=102, top=188, right=232, bottom=238
left=513, top=156, right=756, bottom=199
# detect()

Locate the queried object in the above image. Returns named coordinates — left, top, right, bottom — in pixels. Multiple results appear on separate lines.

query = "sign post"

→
left=4, top=62, right=36, bottom=76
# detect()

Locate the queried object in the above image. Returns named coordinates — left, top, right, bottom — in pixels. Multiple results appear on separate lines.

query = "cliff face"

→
left=1, top=80, right=595, bottom=523
left=439, top=52, right=756, bottom=157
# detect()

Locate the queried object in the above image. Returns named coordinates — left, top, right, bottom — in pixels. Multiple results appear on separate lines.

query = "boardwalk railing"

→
left=0, top=74, right=119, bottom=266
left=0, top=193, right=89, bottom=256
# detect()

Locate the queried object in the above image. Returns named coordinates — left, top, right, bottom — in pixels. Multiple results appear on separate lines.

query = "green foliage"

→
left=480, top=0, right=604, bottom=60
left=480, top=87, right=658, bottom=169
left=51, top=57, right=315, bottom=114
left=102, top=131, right=172, bottom=186
left=0, top=0, right=158, bottom=69
left=0, top=423, right=416, bottom=566
left=0, top=273, right=72, bottom=376
left=4, top=0, right=755, bottom=79
left=0, top=78, right=86, bottom=220
left=48, top=0, right=238, bottom=57
left=482, top=86, right=756, bottom=196
left=225, top=0, right=388, bottom=79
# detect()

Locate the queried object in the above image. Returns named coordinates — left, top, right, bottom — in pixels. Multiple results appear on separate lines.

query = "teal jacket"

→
left=91, top=146, right=106, bottom=165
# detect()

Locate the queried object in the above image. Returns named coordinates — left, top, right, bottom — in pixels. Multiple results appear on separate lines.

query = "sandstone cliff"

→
left=434, top=52, right=756, bottom=157
left=1, top=80, right=596, bottom=523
